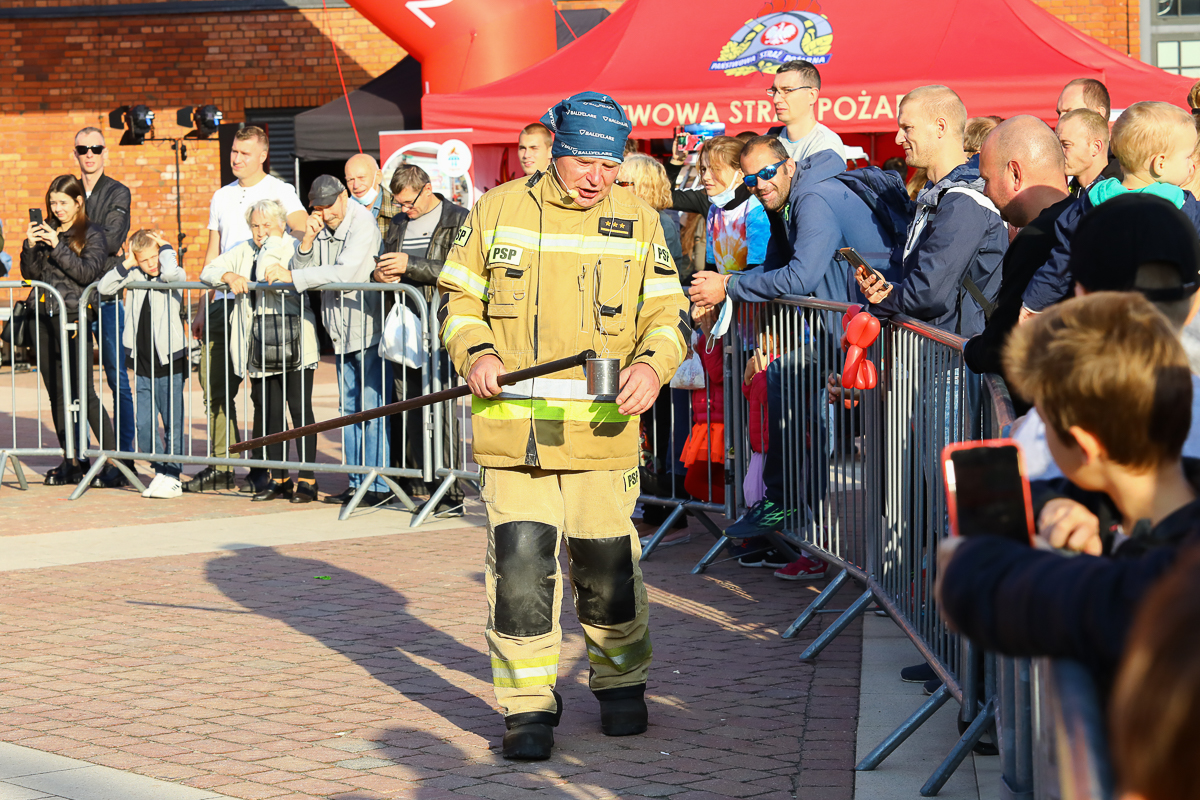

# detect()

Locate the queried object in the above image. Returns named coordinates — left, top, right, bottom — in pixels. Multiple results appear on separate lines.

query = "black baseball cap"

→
left=1070, top=193, right=1200, bottom=302
left=308, top=174, right=346, bottom=208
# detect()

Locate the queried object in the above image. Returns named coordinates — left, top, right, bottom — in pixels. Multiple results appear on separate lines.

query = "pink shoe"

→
left=774, top=555, right=827, bottom=581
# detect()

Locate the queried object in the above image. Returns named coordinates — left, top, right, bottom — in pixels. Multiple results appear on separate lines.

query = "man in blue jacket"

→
left=689, top=135, right=897, bottom=555
left=857, top=85, right=1007, bottom=339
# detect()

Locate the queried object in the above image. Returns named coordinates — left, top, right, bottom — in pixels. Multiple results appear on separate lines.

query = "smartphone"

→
left=942, top=440, right=1035, bottom=545
left=29, top=208, right=42, bottom=226
left=838, top=247, right=888, bottom=286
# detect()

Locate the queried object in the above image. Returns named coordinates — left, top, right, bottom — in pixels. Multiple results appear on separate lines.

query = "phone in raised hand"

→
left=942, top=440, right=1035, bottom=545
left=838, top=247, right=888, bottom=287
left=29, top=208, right=43, bottom=226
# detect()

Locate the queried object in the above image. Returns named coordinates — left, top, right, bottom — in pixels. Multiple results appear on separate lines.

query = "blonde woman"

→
left=617, top=154, right=684, bottom=269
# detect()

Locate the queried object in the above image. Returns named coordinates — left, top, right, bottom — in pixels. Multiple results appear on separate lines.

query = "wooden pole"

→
left=229, top=350, right=595, bottom=455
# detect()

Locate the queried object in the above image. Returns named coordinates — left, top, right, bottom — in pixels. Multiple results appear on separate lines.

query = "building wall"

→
left=1033, top=0, right=1140, bottom=58
left=1, top=3, right=403, bottom=279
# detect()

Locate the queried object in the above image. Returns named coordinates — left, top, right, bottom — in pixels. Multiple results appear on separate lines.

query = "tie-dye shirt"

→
left=705, top=195, right=770, bottom=274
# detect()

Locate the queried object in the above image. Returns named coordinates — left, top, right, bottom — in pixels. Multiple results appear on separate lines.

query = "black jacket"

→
left=380, top=194, right=469, bottom=288
left=940, top=473, right=1200, bottom=694
left=84, top=174, right=131, bottom=298
left=20, top=224, right=108, bottom=316
left=962, top=195, right=1074, bottom=387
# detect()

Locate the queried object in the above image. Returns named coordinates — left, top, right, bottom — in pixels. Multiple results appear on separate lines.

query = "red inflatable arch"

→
left=344, top=0, right=557, bottom=94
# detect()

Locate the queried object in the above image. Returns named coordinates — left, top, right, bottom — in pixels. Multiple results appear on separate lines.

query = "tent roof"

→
left=295, top=56, right=423, bottom=161
left=423, top=0, right=1195, bottom=144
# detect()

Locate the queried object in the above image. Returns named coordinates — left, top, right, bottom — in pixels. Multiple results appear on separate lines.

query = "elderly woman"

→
left=200, top=199, right=321, bottom=503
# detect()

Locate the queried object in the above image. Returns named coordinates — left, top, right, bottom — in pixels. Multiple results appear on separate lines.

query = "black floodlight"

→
left=120, top=104, right=155, bottom=145
left=177, top=105, right=223, bottom=138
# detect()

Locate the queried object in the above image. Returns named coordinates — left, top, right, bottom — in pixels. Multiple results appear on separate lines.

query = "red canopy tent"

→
left=423, top=0, right=1194, bottom=145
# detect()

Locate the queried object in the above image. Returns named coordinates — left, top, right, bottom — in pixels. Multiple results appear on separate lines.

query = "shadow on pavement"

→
left=204, top=545, right=499, bottom=736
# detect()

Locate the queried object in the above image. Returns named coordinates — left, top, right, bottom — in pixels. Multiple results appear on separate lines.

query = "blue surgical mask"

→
left=352, top=186, right=379, bottom=207
left=711, top=173, right=742, bottom=207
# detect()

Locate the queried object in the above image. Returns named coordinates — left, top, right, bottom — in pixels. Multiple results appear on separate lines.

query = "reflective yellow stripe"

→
left=440, top=262, right=489, bottom=301
left=491, top=654, right=558, bottom=688
left=642, top=277, right=683, bottom=300
left=647, top=325, right=687, bottom=361
left=443, top=315, right=489, bottom=341
left=472, top=396, right=631, bottom=423
left=584, top=632, right=652, bottom=671
left=484, top=226, right=650, bottom=258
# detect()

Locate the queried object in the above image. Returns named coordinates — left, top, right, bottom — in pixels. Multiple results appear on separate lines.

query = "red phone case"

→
left=941, top=438, right=1035, bottom=545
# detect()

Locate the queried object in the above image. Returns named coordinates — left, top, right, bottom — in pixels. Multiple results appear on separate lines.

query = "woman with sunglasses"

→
left=20, top=174, right=120, bottom=486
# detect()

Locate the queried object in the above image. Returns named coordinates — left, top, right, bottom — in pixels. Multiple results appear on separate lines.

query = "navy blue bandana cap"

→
left=540, top=91, right=632, bottom=165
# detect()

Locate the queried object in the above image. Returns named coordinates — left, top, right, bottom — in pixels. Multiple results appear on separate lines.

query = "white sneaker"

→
left=141, top=474, right=165, bottom=498
left=146, top=475, right=182, bottom=499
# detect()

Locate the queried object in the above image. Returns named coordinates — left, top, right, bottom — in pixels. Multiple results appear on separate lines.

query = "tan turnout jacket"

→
left=439, top=171, right=690, bottom=471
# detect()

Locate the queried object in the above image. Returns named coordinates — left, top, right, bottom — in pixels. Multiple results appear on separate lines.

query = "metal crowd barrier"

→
left=0, top=280, right=76, bottom=489
left=1031, top=658, right=1114, bottom=800
left=699, top=296, right=1031, bottom=795
left=69, top=280, right=436, bottom=519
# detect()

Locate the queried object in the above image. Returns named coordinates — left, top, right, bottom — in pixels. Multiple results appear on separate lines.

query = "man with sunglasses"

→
left=691, top=135, right=898, bottom=546
left=373, top=164, right=468, bottom=510
left=75, top=126, right=135, bottom=484
left=764, top=60, right=846, bottom=163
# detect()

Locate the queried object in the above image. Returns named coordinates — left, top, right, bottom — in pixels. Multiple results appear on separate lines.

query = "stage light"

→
left=176, top=105, right=223, bottom=138
left=122, top=104, right=155, bottom=144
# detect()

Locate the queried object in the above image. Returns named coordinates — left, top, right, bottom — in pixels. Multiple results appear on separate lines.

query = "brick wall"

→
left=1034, top=0, right=1140, bottom=58
left=1, top=4, right=403, bottom=280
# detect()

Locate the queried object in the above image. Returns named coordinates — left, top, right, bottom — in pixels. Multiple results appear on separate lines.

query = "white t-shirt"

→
left=1012, top=372, right=1200, bottom=482
left=778, top=122, right=846, bottom=163
left=207, top=174, right=305, bottom=255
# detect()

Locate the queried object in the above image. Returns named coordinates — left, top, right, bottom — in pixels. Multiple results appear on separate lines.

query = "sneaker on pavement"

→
left=774, top=555, right=827, bottom=581
left=901, top=663, right=937, bottom=683
left=739, top=547, right=789, bottom=568
left=141, top=474, right=165, bottom=498
left=726, top=499, right=794, bottom=538
left=146, top=475, right=182, bottom=499
left=923, top=677, right=943, bottom=696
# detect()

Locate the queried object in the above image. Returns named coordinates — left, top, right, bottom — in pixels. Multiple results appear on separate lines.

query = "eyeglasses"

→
left=765, top=86, right=814, bottom=98
left=74, top=145, right=105, bottom=156
left=615, top=180, right=634, bottom=187
left=743, top=160, right=786, bottom=188
left=396, top=185, right=427, bottom=211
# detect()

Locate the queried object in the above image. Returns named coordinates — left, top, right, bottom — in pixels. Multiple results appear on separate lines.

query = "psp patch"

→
left=453, top=226, right=472, bottom=248
left=487, top=244, right=524, bottom=267
left=653, top=243, right=673, bottom=267
left=622, top=468, right=639, bottom=492
left=598, top=217, right=635, bottom=238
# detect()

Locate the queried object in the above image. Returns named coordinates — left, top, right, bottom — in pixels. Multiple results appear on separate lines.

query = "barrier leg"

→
left=639, top=503, right=686, bottom=561
left=690, top=533, right=739, bottom=575
left=68, top=456, right=108, bottom=500
left=338, top=471, right=378, bottom=521
left=920, top=698, right=996, bottom=797
left=857, top=684, right=953, bottom=771
left=0, top=451, right=30, bottom=491
left=764, top=531, right=801, bottom=562
left=798, top=587, right=873, bottom=659
left=111, top=458, right=146, bottom=494
left=782, top=567, right=849, bottom=638
left=379, top=474, right=417, bottom=513
left=409, top=473, right=456, bottom=528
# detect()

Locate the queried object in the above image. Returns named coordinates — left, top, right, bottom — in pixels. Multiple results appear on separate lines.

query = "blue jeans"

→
left=336, top=348, right=390, bottom=492
left=93, top=300, right=136, bottom=453
left=136, top=370, right=185, bottom=478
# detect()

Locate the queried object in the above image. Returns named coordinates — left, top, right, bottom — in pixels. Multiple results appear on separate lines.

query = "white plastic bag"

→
left=378, top=299, right=426, bottom=369
left=670, top=332, right=705, bottom=390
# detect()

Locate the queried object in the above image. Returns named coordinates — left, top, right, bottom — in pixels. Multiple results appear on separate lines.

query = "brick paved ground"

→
left=0, top=502, right=864, bottom=800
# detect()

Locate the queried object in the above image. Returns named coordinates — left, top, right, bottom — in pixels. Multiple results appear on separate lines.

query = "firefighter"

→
left=438, top=92, right=690, bottom=761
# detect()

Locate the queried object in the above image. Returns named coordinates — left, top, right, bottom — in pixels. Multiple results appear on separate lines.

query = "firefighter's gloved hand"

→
left=468, top=355, right=506, bottom=399
left=616, top=363, right=659, bottom=416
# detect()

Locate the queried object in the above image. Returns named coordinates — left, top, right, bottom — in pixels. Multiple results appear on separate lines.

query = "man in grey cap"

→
left=263, top=174, right=390, bottom=506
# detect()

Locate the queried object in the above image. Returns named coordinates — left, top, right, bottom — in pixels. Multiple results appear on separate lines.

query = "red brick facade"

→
left=1, top=3, right=403, bottom=279
left=0, top=0, right=1141, bottom=280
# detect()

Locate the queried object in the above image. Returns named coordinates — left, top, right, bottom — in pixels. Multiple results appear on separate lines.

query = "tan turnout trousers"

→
left=481, top=466, right=652, bottom=717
